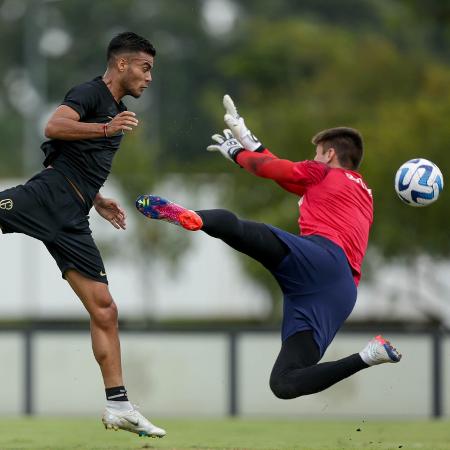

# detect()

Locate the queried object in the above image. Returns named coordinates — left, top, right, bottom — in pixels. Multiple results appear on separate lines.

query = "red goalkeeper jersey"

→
left=236, top=149, right=373, bottom=285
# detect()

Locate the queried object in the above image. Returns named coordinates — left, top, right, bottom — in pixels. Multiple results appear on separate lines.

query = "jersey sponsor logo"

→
left=0, top=199, right=13, bottom=210
left=345, top=173, right=373, bottom=197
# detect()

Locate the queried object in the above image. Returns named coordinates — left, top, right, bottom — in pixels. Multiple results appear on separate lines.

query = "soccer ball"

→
left=394, top=158, right=444, bottom=207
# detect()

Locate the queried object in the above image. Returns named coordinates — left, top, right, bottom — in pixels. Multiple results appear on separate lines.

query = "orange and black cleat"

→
left=136, top=194, right=203, bottom=231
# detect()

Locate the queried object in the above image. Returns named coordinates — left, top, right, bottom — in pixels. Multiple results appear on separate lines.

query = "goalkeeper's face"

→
left=120, top=52, right=154, bottom=98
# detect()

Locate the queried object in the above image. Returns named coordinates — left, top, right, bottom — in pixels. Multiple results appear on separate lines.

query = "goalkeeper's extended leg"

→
left=196, top=209, right=289, bottom=269
left=270, top=331, right=401, bottom=399
left=136, top=195, right=288, bottom=269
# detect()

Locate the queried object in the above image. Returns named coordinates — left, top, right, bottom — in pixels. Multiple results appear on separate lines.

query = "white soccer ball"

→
left=394, top=158, right=444, bottom=207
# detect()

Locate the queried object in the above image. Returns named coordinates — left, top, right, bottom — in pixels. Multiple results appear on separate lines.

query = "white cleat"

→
left=359, top=335, right=402, bottom=366
left=102, top=406, right=166, bottom=438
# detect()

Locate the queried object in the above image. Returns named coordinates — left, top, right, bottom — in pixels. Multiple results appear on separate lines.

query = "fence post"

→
left=228, top=332, right=238, bottom=416
left=24, top=328, right=33, bottom=415
left=432, top=329, right=442, bottom=418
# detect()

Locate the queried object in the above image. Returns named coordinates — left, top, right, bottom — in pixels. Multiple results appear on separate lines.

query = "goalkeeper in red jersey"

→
left=136, top=95, right=401, bottom=399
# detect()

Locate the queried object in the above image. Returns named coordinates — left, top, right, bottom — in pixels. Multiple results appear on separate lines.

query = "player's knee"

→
left=269, top=376, right=297, bottom=400
left=91, top=293, right=118, bottom=328
left=270, top=382, right=292, bottom=400
left=201, top=209, right=240, bottom=237
left=94, top=303, right=118, bottom=330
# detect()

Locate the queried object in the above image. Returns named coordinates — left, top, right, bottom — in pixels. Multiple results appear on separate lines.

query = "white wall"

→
left=33, top=333, right=229, bottom=416
left=0, top=331, right=446, bottom=418
left=0, top=333, right=24, bottom=415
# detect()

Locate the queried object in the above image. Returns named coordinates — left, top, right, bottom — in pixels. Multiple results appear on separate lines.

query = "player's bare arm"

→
left=94, top=193, right=127, bottom=230
left=45, top=106, right=139, bottom=140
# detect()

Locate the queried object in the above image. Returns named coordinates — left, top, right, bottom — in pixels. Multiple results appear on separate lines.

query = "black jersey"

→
left=41, top=76, right=127, bottom=208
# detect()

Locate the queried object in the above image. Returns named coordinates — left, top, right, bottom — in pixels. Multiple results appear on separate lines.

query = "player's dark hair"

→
left=107, top=32, right=156, bottom=64
left=312, top=127, right=364, bottom=170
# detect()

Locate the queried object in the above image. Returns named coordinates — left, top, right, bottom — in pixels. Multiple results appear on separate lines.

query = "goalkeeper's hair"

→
left=107, top=31, right=156, bottom=64
left=312, top=127, right=363, bottom=170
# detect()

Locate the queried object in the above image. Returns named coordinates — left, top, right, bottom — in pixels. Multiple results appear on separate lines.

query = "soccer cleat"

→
left=359, top=335, right=402, bottom=366
left=135, top=194, right=203, bottom=231
left=102, top=405, right=166, bottom=438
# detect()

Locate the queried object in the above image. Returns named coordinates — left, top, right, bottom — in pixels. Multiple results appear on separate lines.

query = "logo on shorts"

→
left=99, top=271, right=107, bottom=277
left=0, top=199, right=13, bottom=210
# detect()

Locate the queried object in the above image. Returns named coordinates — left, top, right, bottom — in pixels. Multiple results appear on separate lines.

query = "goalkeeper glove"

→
left=223, top=94, right=264, bottom=151
left=206, top=129, right=244, bottom=163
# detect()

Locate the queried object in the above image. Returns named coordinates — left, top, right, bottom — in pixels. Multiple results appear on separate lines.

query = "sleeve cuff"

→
left=61, top=101, right=84, bottom=120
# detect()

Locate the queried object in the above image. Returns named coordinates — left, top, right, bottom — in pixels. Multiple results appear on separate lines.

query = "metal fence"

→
left=0, top=323, right=447, bottom=418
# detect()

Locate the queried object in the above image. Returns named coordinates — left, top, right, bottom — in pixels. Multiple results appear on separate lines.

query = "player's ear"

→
left=117, top=57, right=128, bottom=73
left=327, top=147, right=336, bottom=163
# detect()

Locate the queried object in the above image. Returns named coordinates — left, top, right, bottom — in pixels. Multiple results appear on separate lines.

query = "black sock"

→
left=105, top=385, right=128, bottom=401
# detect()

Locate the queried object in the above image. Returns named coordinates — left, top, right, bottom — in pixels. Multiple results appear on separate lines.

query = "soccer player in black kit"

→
left=0, top=32, right=165, bottom=438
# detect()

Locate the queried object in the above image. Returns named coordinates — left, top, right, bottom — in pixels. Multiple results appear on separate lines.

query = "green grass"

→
left=0, top=418, right=449, bottom=450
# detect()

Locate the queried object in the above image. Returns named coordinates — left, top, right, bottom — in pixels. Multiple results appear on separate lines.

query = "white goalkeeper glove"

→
left=223, top=94, right=264, bottom=152
left=206, top=129, right=244, bottom=163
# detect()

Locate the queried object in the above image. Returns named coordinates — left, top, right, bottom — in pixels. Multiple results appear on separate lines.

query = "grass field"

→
left=0, top=418, right=449, bottom=450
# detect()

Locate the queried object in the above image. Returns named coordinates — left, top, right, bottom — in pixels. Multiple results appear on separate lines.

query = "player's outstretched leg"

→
left=359, top=335, right=402, bottom=365
left=136, top=194, right=203, bottom=230
left=269, top=332, right=401, bottom=399
left=102, top=403, right=166, bottom=438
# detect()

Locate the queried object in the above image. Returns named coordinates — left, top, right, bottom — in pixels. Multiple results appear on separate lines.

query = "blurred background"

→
left=0, top=0, right=448, bottom=420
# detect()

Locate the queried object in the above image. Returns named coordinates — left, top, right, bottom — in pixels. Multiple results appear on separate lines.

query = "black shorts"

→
left=0, top=168, right=108, bottom=284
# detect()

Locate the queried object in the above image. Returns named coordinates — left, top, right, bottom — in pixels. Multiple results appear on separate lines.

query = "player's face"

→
left=121, top=52, right=154, bottom=98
